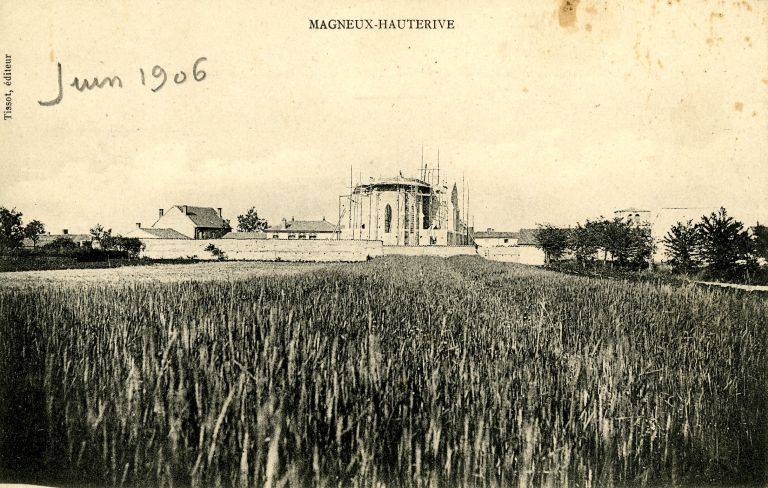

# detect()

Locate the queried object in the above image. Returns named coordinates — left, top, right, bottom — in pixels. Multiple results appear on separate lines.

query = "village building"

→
left=22, top=228, right=91, bottom=248
left=614, top=207, right=652, bottom=227
left=649, top=206, right=721, bottom=261
left=474, top=228, right=546, bottom=265
left=340, top=171, right=471, bottom=246
left=127, top=205, right=230, bottom=240
left=473, top=228, right=518, bottom=247
left=266, top=217, right=340, bottom=240
left=516, top=228, right=546, bottom=264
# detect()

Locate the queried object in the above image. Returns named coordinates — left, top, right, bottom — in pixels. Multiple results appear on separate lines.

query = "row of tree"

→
left=662, top=208, right=767, bottom=277
left=0, top=207, right=46, bottom=250
left=1, top=204, right=271, bottom=252
left=534, top=207, right=768, bottom=281
left=0, top=207, right=144, bottom=257
left=535, top=217, right=653, bottom=269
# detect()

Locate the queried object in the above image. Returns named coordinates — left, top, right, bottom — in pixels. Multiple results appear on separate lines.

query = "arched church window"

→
left=384, top=204, right=392, bottom=233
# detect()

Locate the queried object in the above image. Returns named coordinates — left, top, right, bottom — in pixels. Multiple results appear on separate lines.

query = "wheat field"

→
left=0, top=256, right=766, bottom=487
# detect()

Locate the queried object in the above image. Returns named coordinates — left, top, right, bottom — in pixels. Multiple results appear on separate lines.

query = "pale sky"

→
left=1, top=0, right=766, bottom=234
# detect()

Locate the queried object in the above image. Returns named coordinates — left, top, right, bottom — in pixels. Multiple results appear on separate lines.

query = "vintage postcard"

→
left=1, top=1, right=766, bottom=487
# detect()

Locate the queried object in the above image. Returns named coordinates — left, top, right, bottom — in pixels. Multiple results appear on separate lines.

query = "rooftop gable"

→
left=166, top=205, right=229, bottom=229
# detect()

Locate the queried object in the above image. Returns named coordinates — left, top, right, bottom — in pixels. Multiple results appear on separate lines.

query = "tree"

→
left=568, top=218, right=653, bottom=269
left=534, top=225, right=569, bottom=263
left=697, top=207, right=754, bottom=275
left=89, top=224, right=113, bottom=249
left=43, top=237, right=77, bottom=250
left=662, top=220, right=701, bottom=273
left=237, top=207, right=269, bottom=232
left=204, top=243, right=226, bottom=260
left=110, top=236, right=145, bottom=257
left=603, top=218, right=653, bottom=268
left=569, top=220, right=601, bottom=265
left=0, top=207, right=25, bottom=251
left=753, top=223, right=768, bottom=262
left=24, top=220, right=46, bottom=249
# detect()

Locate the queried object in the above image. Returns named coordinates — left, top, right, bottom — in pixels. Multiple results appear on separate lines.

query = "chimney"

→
left=159, top=208, right=164, bottom=218
left=217, top=207, right=222, bottom=217
left=182, top=205, right=188, bottom=215
left=136, top=222, right=141, bottom=228
left=62, top=229, right=68, bottom=235
left=487, top=228, right=494, bottom=232
left=281, top=217, right=288, bottom=229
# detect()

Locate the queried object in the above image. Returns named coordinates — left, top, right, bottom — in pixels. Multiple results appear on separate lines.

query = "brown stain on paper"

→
left=734, top=102, right=743, bottom=112
left=706, top=11, right=725, bottom=46
left=558, top=0, right=580, bottom=28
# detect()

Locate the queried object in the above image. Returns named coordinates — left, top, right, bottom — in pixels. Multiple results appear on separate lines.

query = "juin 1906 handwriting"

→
left=38, top=57, right=207, bottom=106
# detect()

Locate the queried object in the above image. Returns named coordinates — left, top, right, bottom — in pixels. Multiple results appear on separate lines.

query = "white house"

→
left=128, top=205, right=230, bottom=240
left=474, top=228, right=546, bottom=265
left=473, top=229, right=518, bottom=247
left=266, top=217, right=340, bottom=240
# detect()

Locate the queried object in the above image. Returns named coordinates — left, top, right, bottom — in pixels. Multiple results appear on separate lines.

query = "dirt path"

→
left=696, top=281, right=768, bottom=292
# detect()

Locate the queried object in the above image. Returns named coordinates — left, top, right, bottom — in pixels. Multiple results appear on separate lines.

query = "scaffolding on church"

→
left=338, top=156, right=473, bottom=246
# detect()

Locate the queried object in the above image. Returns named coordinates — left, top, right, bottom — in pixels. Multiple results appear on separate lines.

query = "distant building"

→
left=266, top=217, right=340, bottom=240
left=614, top=207, right=652, bottom=227
left=516, top=228, right=546, bottom=265
left=474, top=228, right=545, bottom=265
left=612, top=206, right=729, bottom=262
left=128, top=205, right=230, bottom=240
left=22, top=228, right=91, bottom=248
left=473, top=228, right=518, bottom=247
left=340, top=172, right=471, bottom=246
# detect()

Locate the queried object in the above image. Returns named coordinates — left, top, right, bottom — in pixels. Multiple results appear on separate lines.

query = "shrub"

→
left=42, top=237, right=78, bottom=251
left=204, top=243, right=226, bottom=260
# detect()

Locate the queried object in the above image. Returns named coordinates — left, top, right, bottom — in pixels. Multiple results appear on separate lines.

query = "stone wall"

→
left=480, top=245, right=545, bottom=265
left=382, top=246, right=478, bottom=257
left=140, top=239, right=383, bottom=262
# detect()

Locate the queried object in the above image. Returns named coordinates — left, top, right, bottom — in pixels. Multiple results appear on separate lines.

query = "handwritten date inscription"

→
left=38, top=57, right=207, bottom=106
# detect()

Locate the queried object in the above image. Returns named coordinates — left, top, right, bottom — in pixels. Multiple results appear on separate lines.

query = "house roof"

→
left=221, top=231, right=268, bottom=239
left=169, top=205, right=229, bottom=229
left=474, top=231, right=518, bottom=239
left=517, top=228, right=540, bottom=246
left=614, top=207, right=650, bottom=213
left=139, top=228, right=191, bottom=239
left=267, top=219, right=339, bottom=233
left=23, top=233, right=91, bottom=247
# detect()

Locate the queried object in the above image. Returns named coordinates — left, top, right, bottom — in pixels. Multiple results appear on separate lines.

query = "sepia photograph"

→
left=1, top=1, right=766, bottom=487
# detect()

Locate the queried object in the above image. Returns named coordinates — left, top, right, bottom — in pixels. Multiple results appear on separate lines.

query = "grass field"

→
left=0, top=256, right=766, bottom=487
